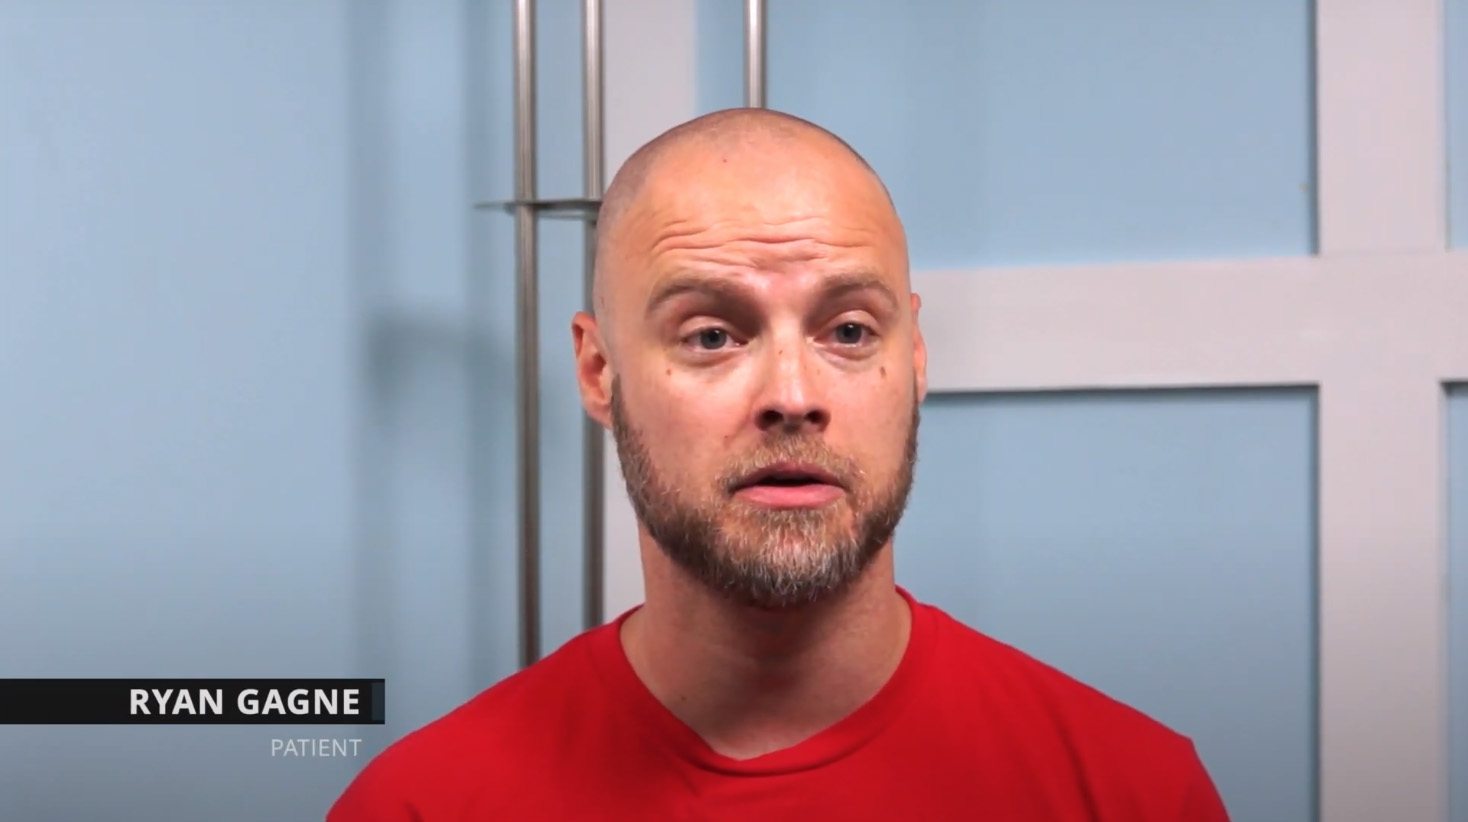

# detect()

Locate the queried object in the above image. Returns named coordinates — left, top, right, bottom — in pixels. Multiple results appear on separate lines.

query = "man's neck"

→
left=620, top=535, right=911, bottom=761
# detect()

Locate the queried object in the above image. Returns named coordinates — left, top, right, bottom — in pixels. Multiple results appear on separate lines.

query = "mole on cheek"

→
left=880, top=366, right=887, bottom=378
left=666, top=368, right=672, bottom=376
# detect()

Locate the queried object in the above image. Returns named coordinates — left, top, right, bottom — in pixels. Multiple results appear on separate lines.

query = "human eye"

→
left=829, top=320, right=878, bottom=348
left=682, top=326, right=741, bottom=352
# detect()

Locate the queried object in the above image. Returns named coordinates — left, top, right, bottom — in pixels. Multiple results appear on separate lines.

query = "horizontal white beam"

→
left=916, top=252, right=1468, bottom=393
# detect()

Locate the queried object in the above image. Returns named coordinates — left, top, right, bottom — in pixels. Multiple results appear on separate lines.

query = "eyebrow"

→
left=644, top=270, right=901, bottom=318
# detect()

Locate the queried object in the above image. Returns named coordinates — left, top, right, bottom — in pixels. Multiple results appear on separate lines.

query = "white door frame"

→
left=601, top=2, right=1467, bottom=819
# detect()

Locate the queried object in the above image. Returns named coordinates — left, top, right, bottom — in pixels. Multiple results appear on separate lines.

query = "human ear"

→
left=572, top=311, right=613, bottom=428
left=910, top=292, right=928, bottom=403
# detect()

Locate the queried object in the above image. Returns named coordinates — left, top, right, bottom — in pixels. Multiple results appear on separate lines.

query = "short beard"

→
left=609, top=376, right=920, bottom=611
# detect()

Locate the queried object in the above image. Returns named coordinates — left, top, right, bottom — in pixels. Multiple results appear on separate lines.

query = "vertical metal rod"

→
left=581, top=0, right=606, bottom=630
left=513, top=0, right=541, bottom=668
left=583, top=0, right=604, bottom=199
left=744, top=0, right=766, bottom=108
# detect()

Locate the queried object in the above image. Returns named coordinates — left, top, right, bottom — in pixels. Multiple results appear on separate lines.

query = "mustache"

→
left=719, top=439, right=856, bottom=493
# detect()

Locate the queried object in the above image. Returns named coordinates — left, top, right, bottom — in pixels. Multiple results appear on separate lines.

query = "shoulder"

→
left=326, top=629, right=601, bottom=821
left=925, top=602, right=1189, bottom=748
left=919, top=601, right=1225, bottom=815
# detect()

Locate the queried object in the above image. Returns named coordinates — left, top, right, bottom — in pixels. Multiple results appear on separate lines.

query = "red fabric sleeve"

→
left=1179, top=743, right=1231, bottom=821
left=324, top=762, right=420, bottom=822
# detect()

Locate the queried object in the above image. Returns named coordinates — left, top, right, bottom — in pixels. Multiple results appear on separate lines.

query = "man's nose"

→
left=753, top=336, right=830, bottom=434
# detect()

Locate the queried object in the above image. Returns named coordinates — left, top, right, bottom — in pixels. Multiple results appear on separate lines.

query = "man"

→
left=328, top=108, right=1229, bottom=820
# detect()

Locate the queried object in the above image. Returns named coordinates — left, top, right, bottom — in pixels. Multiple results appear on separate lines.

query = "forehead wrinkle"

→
left=644, top=216, right=884, bottom=259
left=644, top=268, right=900, bottom=319
left=649, top=235, right=874, bottom=262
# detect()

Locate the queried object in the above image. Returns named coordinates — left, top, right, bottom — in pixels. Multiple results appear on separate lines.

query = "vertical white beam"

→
left=603, top=0, right=697, bottom=174
left=600, top=0, right=697, bottom=619
left=1316, top=2, right=1450, bottom=817
left=1319, top=375, right=1447, bottom=821
left=1316, top=0, right=1446, bottom=254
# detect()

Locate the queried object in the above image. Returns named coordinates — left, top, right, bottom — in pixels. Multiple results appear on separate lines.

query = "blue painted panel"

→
left=698, top=0, right=1316, bottom=268
left=0, top=1, right=527, bottom=818
left=896, top=388, right=1318, bottom=822
left=1450, top=387, right=1468, bottom=822
left=1450, top=0, right=1468, bottom=246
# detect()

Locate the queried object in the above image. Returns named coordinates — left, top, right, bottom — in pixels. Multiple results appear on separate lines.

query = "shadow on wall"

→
left=345, top=0, right=521, bottom=740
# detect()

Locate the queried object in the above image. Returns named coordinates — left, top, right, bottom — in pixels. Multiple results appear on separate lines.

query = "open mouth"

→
left=734, top=463, right=844, bottom=508
left=736, top=464, right=840, bottom=489
left=754, top=475, right=825, bottom=487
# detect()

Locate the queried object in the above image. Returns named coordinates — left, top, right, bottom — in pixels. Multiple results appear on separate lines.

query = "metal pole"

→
left=583, top=0, right=604, bottom=199
left=513, top=0, right=541, bottom=668
left=744, top=0, right=765, bottom=108
left=581, top=0, right=606, bottom=630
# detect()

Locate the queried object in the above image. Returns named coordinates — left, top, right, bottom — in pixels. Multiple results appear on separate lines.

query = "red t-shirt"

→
left=329, top=586, right=1229, bottom=820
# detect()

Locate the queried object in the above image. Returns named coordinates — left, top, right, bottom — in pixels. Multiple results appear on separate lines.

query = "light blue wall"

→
left=1450, top=0, right=1467, bottom=246
left=699, top=0, right=1317, bottom=267
left=0, top=1, right=590, bottom=818
left=896, top=389, right=1318, bottom=821
left=1451, top=387, right=1468, bottom=822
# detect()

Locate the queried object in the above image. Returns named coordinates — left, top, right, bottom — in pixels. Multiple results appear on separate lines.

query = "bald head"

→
left=570, top=108, right=925, bottom=613
left=592, top=108, right=902, bottom=329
